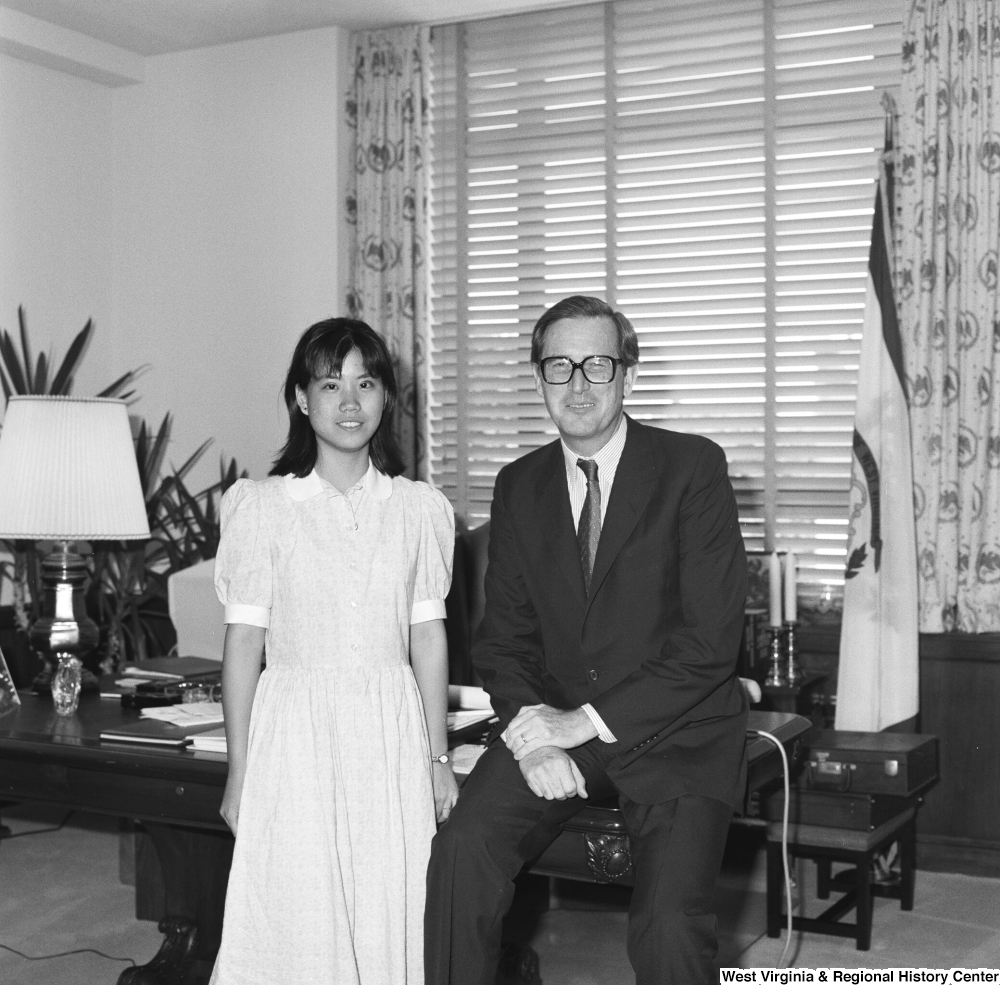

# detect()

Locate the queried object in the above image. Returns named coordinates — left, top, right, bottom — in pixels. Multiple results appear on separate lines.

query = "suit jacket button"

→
left=588, top=669, right=599, bottom=681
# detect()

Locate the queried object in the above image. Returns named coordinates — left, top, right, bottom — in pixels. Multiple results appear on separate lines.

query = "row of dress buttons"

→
left=342, top=500, right=358, bottom=642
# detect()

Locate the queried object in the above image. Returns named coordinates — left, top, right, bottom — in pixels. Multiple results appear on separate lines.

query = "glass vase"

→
left=51, top=654, right=83, bottom=717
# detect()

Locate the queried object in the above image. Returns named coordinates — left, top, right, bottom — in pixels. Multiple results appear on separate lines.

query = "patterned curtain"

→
left=896, top=1, right=1000, bottom=633
left=346, top=27, right=430, bottom=479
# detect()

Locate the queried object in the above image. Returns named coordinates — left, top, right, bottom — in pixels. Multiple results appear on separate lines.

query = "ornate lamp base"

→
left=28, top=542, right=101, bottom=706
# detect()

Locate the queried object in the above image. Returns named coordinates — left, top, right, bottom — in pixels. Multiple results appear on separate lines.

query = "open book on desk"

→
left=100, top=701, right=225, bottom=747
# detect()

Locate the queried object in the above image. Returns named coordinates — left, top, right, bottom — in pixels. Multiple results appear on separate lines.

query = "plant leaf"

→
left=133, top=419, right=150, bottom=490
left=172, top=438, right=213, bottom=482
left=33, top=351, right=49, bottom=394
left=0, top=329, right=28, bottom=394
left=17, top=306, right=32, bottom=384
left=97, top=363, right=150, bottom=399
left=144, top=414, right=174, bottom=497
left=49, top=318, right=93, bottom=395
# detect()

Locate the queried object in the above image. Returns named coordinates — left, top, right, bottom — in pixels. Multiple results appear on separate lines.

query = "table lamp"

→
left=0, top=397, right=150, bottom=714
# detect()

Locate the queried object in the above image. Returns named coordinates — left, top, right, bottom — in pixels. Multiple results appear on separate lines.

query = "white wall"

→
left=0, top=51, right=117, bottom=401
left=111, top=26, right=348, bottom=486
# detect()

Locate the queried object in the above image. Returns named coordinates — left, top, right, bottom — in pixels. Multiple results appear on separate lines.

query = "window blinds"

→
left=428, top=0, right=901, bottom=596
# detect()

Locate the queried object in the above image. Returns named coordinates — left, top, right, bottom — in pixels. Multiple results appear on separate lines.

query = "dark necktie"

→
left=577, top=458, right=601, bottom=593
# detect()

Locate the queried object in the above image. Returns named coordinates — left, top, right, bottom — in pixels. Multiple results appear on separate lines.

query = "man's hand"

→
left=519, top=746, right=588, bottom=800
left=504, top=704, right=597, bottom=760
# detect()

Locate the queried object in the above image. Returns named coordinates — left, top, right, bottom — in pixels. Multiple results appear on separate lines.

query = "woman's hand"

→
left=432, top=761, right=459, bottom=824
left=220, top=769, right=246, bottom=835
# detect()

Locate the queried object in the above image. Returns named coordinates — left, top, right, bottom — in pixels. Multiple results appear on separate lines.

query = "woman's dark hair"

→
left=270, top=318, right=405, bottom=478
left=530, top=295, right=640, bottom=368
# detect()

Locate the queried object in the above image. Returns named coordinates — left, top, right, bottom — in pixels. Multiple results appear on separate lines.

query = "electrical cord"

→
left=0, top=810, right=137, bottom=969
left=0, top=942, right=136, bottom=966
left=751, top=728, right=794, bottom=970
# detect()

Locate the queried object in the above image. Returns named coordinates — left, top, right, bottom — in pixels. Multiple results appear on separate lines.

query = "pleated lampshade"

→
left=0, top=396, right=149, bottom=540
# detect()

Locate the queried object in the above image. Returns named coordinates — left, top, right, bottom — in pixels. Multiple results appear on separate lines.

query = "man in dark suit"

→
left=425, top=295, right=748, bottom=984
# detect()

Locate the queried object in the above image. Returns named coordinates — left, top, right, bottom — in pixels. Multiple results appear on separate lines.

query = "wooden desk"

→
left=0, top=694, right=808, bottom=983
left=0, top=692, right=230, bottom=983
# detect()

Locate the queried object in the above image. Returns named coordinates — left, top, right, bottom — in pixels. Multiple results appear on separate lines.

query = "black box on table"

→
left=801, top=730, right=938, bottom=798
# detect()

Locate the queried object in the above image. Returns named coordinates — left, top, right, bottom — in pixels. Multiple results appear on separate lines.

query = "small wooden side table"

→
left=765, top=804, right=917, bottom=951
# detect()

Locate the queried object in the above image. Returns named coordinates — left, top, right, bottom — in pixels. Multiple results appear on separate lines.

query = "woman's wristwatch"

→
left=430, top=753, right=451, bottom=765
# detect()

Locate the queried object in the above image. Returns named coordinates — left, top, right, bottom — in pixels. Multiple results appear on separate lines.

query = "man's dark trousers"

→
left=424, top=741, right=734, bottom=985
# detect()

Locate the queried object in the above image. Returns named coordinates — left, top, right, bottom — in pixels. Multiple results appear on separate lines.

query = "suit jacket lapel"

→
left=586, top=418, right=658, bottom=609
left=533, top=442, right=588, bottom=603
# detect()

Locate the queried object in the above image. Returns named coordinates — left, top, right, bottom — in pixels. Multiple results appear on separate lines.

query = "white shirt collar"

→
left=560, top=413, right=628, bottom=473
left=284, top=460, right=393, bottom=502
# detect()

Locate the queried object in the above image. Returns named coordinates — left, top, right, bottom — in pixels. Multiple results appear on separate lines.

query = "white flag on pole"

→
left=835, top=175, right=919, bottom=732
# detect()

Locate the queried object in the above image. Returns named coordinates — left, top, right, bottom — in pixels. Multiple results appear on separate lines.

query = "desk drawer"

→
left=0, top=759, right=224, bottom=828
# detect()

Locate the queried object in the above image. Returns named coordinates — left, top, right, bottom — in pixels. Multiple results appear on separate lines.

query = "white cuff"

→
left=224, top=603, right=270, bottom=628
left=582, top=703, right=617, bottom=743
left=410, top=598, right=447, bottom=625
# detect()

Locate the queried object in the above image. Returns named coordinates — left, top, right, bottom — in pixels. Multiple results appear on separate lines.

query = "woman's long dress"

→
left=208, top=465, right=454, bottom=985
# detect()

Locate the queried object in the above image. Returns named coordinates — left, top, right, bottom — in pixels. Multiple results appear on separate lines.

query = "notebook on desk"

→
left=120, top=656, right=221, bottom=682
left=100, top=719, right=223, bottom=748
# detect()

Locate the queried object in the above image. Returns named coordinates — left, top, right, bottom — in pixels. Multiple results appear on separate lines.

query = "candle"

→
left=769, top=552, right=782, bottom=627
left=784, top=551, right=797, bottom=623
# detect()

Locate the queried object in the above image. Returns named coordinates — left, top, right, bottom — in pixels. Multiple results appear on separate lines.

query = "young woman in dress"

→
left=209, top=318, right=458, bottom=984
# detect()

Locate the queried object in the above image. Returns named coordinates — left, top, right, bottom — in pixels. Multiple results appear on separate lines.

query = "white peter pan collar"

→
left=284, top=461, right=393, bottom=502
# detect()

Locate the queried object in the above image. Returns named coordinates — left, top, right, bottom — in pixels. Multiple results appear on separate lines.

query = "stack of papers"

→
left=447, top=709, right=495, bottom=732
left=140, top=703, right=225, bottom=727
left=446, top=685, right=495, bottom=733
left=451, top=744, right=488, bottom=775
left=189, top=727, right=227, bottom=753
left=447, top=685, right=492, bottom=710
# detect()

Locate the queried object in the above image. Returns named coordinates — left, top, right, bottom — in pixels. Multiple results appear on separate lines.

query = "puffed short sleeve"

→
left=410, top=483, right=455, bottom=625
left=214, top=479, right=272, bottom=628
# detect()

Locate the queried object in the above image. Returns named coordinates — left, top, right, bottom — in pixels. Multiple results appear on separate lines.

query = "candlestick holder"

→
left=784, top=620, right=801, bottom=685
left=764, top=626, right=786, bottom=687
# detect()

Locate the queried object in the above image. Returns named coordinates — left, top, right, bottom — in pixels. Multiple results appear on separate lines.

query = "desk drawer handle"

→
left=585, top=833, right=632, bottom=882
left=175, top=786, right=185, bottom=796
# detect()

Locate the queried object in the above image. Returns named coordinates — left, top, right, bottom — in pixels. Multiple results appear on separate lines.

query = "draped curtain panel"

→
left=896, top=0, right=1000, bottom=632
left=346, top=26, right=430, bottom=479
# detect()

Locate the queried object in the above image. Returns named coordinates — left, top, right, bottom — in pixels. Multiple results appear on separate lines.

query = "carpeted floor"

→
left=1, top=803, right=998, bottom=984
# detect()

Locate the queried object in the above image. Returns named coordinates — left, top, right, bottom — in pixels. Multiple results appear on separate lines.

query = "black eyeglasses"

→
left=539, top=355, right=622, bottom=385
